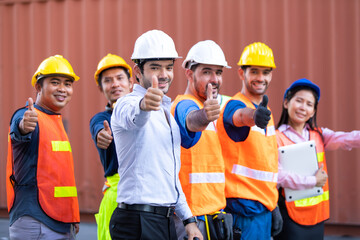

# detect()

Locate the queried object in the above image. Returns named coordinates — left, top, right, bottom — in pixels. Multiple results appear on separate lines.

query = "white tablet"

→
left=278, top=140, right=323, bottom=202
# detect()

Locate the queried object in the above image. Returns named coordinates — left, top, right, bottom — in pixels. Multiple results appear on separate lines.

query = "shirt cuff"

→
left=175, top=201, right=193, bottom=221
left=10, top=119, right=32, bottom=142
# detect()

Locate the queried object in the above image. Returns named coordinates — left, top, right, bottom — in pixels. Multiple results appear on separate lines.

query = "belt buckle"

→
left=166, top=207, right=173, bottom=218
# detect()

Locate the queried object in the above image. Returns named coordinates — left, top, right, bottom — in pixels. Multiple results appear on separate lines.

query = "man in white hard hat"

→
left=171, top=40, right=233, bottom=240
left=90, top=54, right=133, bottom=240
left=110, top=30, right=203, bottom=240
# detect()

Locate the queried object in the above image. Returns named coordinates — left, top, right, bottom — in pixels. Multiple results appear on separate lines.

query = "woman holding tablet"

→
left=275, top=78, right=360, bottom=240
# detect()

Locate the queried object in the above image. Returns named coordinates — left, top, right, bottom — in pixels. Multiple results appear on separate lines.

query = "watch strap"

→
left=183, top=216, right=197, bottom=226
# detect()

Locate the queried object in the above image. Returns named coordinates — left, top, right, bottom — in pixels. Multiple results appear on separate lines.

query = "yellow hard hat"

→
left=31, top=55, right=79, bottom=86
left=237, top=42, right=276, bottom=69
left=94, top=53, right=132, bottom=86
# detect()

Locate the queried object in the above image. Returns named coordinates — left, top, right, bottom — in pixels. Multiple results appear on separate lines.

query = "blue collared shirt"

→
left=90, top=109, right=118, bottom=177
left=111, top=84, right=192, bottom=221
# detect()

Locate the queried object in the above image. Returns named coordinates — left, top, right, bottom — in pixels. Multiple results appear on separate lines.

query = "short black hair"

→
left=189, top=63, right=199, bottom=72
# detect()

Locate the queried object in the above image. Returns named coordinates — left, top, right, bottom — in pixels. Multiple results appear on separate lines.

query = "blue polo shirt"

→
left=9, top=104, right=72, bottom=233
left=90, top=109, right=118, bottom=177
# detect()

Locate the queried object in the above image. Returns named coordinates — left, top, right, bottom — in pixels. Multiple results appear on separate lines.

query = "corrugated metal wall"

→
left=0, top=0, right=359, bottom=225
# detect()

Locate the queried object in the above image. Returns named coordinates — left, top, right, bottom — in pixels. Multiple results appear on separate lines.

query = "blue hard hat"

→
left=284, top=78, right=321, bottom=101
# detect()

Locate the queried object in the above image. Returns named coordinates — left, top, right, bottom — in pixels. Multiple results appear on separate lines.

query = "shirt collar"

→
left=32, top=104, right=60, bottom=115
left=278, top=123, right=310, bottom=132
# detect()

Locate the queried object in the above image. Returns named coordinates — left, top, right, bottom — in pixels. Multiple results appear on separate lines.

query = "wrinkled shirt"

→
left=111, top=84, right=192, bottom=220
left=277, top=124, right=360, bottom=189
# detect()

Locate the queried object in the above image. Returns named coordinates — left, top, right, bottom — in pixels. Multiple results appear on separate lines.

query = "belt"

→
left=118, top=203, right=175, bottom=218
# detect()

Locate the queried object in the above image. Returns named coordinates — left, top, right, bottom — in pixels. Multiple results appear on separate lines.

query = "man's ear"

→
left=133, top=64, right=142, bottom=82
left=184, top=69, right=194, bottom=83
left=237, top=68, right=245, bottom=81
left=128, top=77, right=134, bottom=91
left=34, top=82, right=42, bottom=93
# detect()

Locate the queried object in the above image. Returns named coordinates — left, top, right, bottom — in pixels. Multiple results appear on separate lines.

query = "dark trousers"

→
left=109, top=207, right=177, bottom=240
left=274, top=194, right=325, bottom=240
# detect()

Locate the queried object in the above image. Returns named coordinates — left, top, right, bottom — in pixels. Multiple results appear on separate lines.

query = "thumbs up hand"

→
left=203, top=83, right=221, bottom=122
left=315, top=164, right=328, bottom=187
left=140, top=75, right=164, bottom=111
left=253, top=95, right=271, bottom=129
left=19, top=97, right=38, bottom=135
left=96, top=120, right=113, bottom=149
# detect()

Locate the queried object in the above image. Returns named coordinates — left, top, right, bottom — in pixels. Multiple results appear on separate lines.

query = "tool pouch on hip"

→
left=206, top=212, right=233, bottom=240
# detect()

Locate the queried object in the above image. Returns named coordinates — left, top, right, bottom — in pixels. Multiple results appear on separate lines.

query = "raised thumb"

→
left=207, top=83, right=213, bottom=100
left=260, top=95, right=268, bottom=108
left=28, top=97, right=35, bottom=111
left=103, top=120, right=111, bottom=134
left=152, top=75, right=158, bottom=89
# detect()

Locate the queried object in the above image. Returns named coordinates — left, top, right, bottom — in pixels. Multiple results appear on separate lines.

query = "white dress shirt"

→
left=111, top=84, right=192, bottom=220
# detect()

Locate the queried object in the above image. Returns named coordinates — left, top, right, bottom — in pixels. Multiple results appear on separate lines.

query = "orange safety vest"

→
left=6, top=128, right=15, bottom=212
left=217, top=92, right=278, bottom=211
left=276, top=129, right=330, bottom=225
left=6, top=108, right=80, bottom=223
left=171, top=95, right=226, bottom=216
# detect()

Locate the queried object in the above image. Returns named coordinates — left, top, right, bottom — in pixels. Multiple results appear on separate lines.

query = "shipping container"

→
left=1, top=0, right=359, bottom=234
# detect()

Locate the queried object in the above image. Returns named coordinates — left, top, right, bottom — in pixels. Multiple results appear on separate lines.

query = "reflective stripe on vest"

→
left=232, top=165, right=278, bottom=183
left=54, top=186, right=78, bottom=197
left=317, top=152, right=324, bottom=163
left=189, top=172, right=225, bottom=184
left=276, top=129, right=330, bottom=225
left=294, top=190, right=329, bottom=207
left=219, top=95, right=231, bottom=109
left=216, top=92, right=278, bottom=211
left=171, top=95, right=226, bottom=216
left=52, top=141, right=72, bottom=152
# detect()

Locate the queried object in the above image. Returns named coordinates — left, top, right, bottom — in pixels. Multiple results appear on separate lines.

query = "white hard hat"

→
left=182, top=40, right=231, bottom=69
left=131, top=30, right=181, bottom=62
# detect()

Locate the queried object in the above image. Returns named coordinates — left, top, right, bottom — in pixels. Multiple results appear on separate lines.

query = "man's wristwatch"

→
left=183, top=216, right=197, bottom=226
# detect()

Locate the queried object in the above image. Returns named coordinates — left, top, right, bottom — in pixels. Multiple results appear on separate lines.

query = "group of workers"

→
left=6, top=29, right=360, bottom=240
